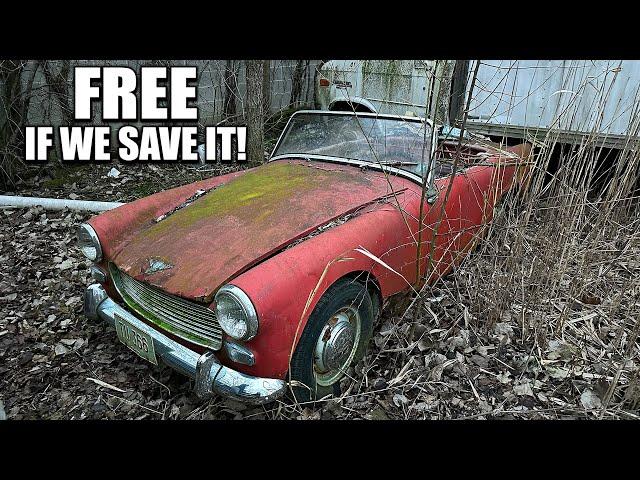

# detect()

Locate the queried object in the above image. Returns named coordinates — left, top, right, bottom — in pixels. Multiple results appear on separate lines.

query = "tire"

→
left=290, top=278, right=374, bottom=403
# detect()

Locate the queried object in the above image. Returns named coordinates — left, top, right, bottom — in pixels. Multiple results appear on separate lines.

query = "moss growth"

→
left=110, top=265, right=217, bottom=348
left=43, top=176, right=68, bottom=189
left=141, top=161, right=325, bottom=239
left=42, top=165, right=84, bottom=189
left=130, top=182, right=160, bottom=199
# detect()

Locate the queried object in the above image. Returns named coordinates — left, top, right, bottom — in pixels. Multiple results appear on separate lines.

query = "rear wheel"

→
left=290, top=278, right=374, bottom=402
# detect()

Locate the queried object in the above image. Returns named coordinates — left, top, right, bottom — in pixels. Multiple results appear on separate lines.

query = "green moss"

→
left=43, top=177, right=67, bottom=189
left=130, top=182, right=160, bottom=199
left=42, top=165, right=83, bottom=189
left=141, top=161, right=322, bottom=239
left=111, top=265, right=217, bottom=348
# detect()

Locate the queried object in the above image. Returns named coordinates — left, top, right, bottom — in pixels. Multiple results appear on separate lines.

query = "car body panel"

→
left=229, top=199, right=420, bottom=378
left=226, top=144, right=532, bottom=379
left=92, top=160, right=410, bottom=303
left=86, top=111, right=532, bottom=383
left=89, top=169, right=248, bottom=262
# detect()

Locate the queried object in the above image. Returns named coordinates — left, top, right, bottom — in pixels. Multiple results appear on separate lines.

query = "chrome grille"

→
left=110, top=264, right=222, bottom=350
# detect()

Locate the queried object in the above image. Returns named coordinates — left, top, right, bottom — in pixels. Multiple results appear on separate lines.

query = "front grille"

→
left=110, top=264, right=222, bottom=350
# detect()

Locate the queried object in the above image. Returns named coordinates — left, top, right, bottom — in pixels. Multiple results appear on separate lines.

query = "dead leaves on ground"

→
left=1, top=163, right=639, bottom=420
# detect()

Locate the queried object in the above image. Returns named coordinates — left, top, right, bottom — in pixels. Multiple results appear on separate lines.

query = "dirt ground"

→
left=1, top=163, right=639, bottom=420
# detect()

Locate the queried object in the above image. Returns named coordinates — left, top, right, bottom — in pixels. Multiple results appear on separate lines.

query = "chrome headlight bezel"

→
left=77, top=223, right=102, bottom=262
left=214, top=284, right=259, bottom=341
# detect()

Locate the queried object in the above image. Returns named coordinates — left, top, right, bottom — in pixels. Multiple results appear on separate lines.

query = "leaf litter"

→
left=1, top=162, right=639, bottom=420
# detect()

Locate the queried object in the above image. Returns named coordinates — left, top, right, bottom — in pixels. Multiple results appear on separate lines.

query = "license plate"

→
left=114, top=313, right=158, bottom=365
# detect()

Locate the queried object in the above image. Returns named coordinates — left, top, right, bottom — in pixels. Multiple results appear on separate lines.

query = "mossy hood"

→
left=109, top=160, right=403, bottom=302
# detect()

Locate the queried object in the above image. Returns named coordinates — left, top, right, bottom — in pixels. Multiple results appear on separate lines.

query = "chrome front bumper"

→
left=84, top=284, right=286, bottom=404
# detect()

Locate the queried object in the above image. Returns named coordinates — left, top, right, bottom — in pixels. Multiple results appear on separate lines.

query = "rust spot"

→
left=155, top=185, right=221, bottom=223
left=322, top=325, right=333, bottom=341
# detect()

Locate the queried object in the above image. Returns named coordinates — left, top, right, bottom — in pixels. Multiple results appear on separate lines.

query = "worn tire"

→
left=290, top=278, right=374, bottom=403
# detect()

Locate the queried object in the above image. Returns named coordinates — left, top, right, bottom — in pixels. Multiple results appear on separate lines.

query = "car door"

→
left=417, top=162, right=494, bottom=283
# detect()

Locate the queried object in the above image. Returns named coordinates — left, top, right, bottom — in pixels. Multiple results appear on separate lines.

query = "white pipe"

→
left=0, top=195, right=124, bottom=212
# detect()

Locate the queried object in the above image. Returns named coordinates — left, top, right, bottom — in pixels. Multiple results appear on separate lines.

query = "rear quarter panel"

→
left=423, top=143, right=533, bottom=279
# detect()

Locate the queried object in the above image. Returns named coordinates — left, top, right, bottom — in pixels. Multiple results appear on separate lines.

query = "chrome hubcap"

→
left=314, top=306, right=360, bottom=386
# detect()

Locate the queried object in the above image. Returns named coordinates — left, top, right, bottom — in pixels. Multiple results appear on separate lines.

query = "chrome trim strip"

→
left=84, top=284, right=286, bottom=404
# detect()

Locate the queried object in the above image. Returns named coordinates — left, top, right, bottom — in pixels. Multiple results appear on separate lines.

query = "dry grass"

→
left=266, top=63, right=640, bottom=419
left=260, top=142, right=640, bottom=420
left=3, top=61, right=640, bottom=420
left=451, top=137, right=640, bottom=417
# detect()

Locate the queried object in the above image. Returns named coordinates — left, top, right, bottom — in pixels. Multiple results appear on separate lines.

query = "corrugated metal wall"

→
left=467, top=60, right=640, bottom=137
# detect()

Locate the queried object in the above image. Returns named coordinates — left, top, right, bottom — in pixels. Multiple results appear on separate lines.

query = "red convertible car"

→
left=80, top=110, right=532, bottom=403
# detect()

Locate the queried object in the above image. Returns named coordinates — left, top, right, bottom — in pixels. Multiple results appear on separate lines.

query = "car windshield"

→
left=272, top=112, right=433, bottom=177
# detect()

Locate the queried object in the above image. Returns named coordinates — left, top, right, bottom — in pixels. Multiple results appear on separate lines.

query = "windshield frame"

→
left=269, top=110, right=437, bottom=185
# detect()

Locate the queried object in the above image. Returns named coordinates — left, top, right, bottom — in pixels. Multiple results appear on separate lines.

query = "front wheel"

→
left=290, top=278, right=374, bottom=402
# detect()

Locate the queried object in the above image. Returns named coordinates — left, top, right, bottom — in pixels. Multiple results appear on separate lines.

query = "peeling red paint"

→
left=229, top=144, right=533, bottom=379
left=89, top=143, right=533, bottom=380
left=103, top=160, right=408, bottom=302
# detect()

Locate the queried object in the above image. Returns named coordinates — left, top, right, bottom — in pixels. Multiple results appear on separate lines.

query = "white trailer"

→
left=315, top=60, right=454, bottom=121
left=463, top=60, right=640, bottom=149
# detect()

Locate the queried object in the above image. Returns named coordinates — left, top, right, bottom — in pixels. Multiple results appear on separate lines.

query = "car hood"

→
left=111, top=159, right=406, bottom=302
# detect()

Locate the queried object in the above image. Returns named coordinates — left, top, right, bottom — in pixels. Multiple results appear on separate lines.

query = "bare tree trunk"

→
left=245, top=60, right=265, bottom=164
left=435, top=60, right=455, bottom=125
left=0, top=60, right=39, bottom=188
left=448, top=60, right=470, bottom=127
left=42, top=60, right=72, bottom=126
left=223, top=60, right=238, bottom=122
left=290, top=60, right=310, bottom=107
left=262, top=60, right=271, bottom=117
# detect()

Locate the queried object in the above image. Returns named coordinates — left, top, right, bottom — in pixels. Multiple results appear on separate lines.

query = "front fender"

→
left=230, top=199, right=421, bottom=379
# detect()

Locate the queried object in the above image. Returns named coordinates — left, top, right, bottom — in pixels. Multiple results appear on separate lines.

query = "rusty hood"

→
left=111, top=160, right=405, bottom=302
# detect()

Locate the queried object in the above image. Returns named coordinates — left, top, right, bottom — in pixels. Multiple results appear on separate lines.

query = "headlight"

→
left=77, top=223, right=102, bottom=262
left=214, top=285, right=258, bottom=341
